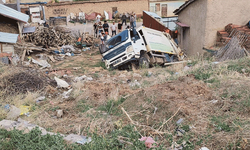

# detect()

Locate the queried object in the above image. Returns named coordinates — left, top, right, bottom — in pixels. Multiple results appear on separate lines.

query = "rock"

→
left=200, top=147, right=209, bottom=150
left=133, top=73, right=142, bottom=78
left=242, top=68, right=246, bottom=73
left=210, top=99, right=218, bottom=103
left=6, top=106, right=21, bottom=120
left=147, top=71, right=153, bottom=77
left=86, top=77, right=93, bottom=81
left=74, top=75, right=87, bottom=82
left=57, top=110, right=63, bottom=118
left=64, top=134, right=91, bottom=145
left=129, top=80, right=141, bottom=87
left=119, top=74, right=126, bottom=78
left=0, top=119, right=16, bottom=129
left=183, top=66, right=190, bottom=72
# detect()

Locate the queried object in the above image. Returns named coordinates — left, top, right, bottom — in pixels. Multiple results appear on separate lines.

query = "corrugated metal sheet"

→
left=0, top=32, right=19, bottom=44
left=0, top=4, right=29, bottom=22
left=23, top=26, right=36, bottom=33
left=143, top=11, right=167, bottom=32
left=143, top=11, right=162, bottom=20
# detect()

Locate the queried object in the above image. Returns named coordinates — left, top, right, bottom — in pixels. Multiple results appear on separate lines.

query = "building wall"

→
left=44, top=0, right=148, bottom=20
left=177, top=0, right=207, bottom=55
left=149, top=1, right=186, bottom=17
left=204, top=0, right=250, bottom=48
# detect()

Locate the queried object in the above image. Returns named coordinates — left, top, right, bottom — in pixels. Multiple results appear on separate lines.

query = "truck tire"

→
left=139, top=53, right=150, bottom=68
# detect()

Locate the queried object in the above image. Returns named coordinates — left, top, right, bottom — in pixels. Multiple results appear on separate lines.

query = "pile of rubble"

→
left=216, top=24, right=250, bottom=49
left=1, top=25, right=98, bottom=68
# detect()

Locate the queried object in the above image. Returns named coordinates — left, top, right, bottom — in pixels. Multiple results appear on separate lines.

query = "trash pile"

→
left=4, top=25, right=99, bottom=69
left=216, top=23, right=250, bottom=61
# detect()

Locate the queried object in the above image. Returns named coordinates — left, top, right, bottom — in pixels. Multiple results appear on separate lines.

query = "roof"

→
left=4, top=4, right=17, bottom=10
left=175, top=21, right=190, bottom=27
left=143, top=11, right=161, bottom=19
left=0, top=4, right=29, bottom=22
left=173, top=0, right=197, bottom=15
left=20, top=2, right=47, bottom=5
left=0, top=32, right=19, bottom=44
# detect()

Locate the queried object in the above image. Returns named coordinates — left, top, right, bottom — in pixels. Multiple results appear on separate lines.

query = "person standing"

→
left=110, top=22, right=117, bottom=36
left=121, top=13, right=127, bottom=26
left=118, top=21, right=122, bottom=33
left=133, top=13, right=136, bottom=28
left=130, top=14, right=135, bottom=28
left=93, top=23, right=98, bottom=38
left=103, top=21, right=109, bottom=34
left=96, top=15, right=101, bottom=23
left=98, top=21, right=103, bottom=35
left=173, top=30, right=179, bottom=45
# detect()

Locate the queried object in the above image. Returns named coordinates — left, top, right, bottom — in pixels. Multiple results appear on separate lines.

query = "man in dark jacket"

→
left=103, top=21, right=109, bottom=33
left=121, top=13, right=127, bottom=26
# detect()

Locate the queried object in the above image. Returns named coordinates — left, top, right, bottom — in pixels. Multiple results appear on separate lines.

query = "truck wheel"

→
left=139, top=54, right=150, bottom=68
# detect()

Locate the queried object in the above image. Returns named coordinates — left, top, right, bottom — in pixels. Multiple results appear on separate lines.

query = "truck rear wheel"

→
left=139, top=53, right=150, bottom=68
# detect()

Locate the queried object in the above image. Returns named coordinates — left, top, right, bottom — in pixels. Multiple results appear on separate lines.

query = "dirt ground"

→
left=1, top=22, right=250, bottom=149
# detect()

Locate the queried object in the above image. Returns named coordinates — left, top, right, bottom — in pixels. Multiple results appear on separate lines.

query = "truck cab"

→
left=100, top=26, right=183, bottom=69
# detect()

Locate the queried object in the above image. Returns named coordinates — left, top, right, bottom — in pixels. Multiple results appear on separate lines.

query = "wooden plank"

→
left=21, top=49, right=26, bottom=63
left=48, top=55, right=56, bottom=62
left=164, top=60, right=187, bottom=66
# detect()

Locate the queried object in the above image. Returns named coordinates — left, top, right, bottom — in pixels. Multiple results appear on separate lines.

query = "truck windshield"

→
left=104, top=30, right=128, bottom=53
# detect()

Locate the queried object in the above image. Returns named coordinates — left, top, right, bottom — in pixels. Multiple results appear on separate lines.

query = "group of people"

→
left=93, top=21, right=123, bottom=44
left=121, top=12, right=137, bottom=29
left=93, top=12, right=137, bottom=44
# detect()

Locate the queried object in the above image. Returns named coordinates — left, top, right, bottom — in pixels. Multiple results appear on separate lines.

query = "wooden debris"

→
left=22, top=27, right=75, bottom=48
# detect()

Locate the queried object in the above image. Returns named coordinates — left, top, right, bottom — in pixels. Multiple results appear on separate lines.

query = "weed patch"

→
left=98, top=97, right=126, bottom=115
left=92, top=61, right=106, bottom=69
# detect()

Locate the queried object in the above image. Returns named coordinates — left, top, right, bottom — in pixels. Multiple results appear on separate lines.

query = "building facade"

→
left=44, top=0, right=148, bottom=21
left=149, top=0, right=186, bottom=17
left=174, top=0, right=250, bottom=56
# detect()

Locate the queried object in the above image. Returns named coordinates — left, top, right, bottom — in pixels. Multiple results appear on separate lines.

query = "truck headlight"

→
left=126, top=45, right=134, bottom=53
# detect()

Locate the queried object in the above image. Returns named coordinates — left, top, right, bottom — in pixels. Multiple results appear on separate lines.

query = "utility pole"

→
left=17, top=0, right=20, bottom=12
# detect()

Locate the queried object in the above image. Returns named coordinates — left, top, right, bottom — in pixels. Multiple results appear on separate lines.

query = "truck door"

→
left=130, top=29, right=146, bottom=57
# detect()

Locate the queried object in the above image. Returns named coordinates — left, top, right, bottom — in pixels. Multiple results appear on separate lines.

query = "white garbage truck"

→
left=100, top=26, right=183, bottom=69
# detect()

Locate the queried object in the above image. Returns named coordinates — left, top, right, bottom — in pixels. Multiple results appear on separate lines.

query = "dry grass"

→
left=2, top=54, right=250, bottom=149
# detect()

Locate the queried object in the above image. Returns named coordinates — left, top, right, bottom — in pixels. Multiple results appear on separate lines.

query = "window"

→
left=130, top=29, right=140, bottom=41
left=104, top=30, right=128, bottom=53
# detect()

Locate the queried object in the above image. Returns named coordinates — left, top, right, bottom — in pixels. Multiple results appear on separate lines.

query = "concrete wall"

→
left=204, top=0, right=250, bottom=48
left=44, top=0, right=148, bottom=20
left=178, top=0, right=250, bottom=56
left=177, top=0, right=207, bottom=55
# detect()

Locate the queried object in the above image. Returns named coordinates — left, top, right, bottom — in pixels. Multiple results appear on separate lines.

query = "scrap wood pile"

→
left=216, top=24, right=250, bottom=48
left=72, top=30, right=96, bottom=47
left=216, top=24, right=250, bottom=61
left=22, top=27, right=76, bottom=48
